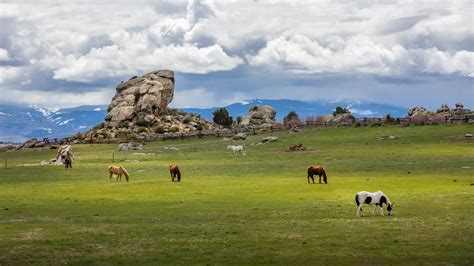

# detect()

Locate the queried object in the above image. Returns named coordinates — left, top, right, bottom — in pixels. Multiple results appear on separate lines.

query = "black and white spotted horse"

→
left=355, top=191, right=394, bottom=217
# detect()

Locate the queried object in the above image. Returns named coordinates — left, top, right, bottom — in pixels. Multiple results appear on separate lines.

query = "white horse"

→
left=355, top=191, right=394, bottom=217
left=227, top=145, right=244, bottom=155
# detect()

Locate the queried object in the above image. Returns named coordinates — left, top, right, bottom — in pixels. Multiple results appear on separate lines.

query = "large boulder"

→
left=105, top=70, right=175, bottom=128
left=240, top=105, right=276, bottom=127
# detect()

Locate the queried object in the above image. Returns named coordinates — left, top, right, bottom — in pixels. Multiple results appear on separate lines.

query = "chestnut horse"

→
left=107, top=165, right=130, bottom=182
left=170, top=164, right=181, bottom=182
left=307, top=165, right=327, bottom=184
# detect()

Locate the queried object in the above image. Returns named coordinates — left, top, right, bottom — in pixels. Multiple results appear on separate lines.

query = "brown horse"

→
left=108, top=165, right=130, bottom=182
left=169, top=164, right=181, bottom=182
left=307, top=165, right=327, bottom=184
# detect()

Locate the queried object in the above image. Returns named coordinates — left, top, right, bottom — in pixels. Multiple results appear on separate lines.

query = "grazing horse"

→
left=307, top=165, right=327, bottom=184
left=107, top=165, right=130, bottom=182
left=227, top=145, right=244, bottom=155
left=169, top=164, right=181, bottom=182
left=355, top=191, right=394, bottom=217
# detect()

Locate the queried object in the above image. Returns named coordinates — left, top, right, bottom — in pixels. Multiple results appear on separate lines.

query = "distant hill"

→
left=0, top=99, right=407, bottom=142
left=182, top=99, right=407, bottom=121
left=0, top=104, right=107, bottom=143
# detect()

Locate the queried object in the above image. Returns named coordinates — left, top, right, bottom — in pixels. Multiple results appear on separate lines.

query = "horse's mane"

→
left=120, top=166, right=130, bottom=178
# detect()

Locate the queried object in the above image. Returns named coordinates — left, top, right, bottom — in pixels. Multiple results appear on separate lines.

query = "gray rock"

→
left=241, top=105, right=276, bottom=127
left=118, top=142, right=143, bottom=151
left=105, top=70, right=175, bottom=128
left=232, top=133, right=247, bottom=140
left=261, top=136, right=278, bottom=143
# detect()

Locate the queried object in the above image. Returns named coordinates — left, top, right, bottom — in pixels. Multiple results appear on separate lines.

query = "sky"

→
left=0, top=0, right=473, bottom=110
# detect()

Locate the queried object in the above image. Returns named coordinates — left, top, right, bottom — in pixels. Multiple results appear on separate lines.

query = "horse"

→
left=355, top=191, right=394, bottom=217
left=227, top=145, right=244, bottom=155
left=107, top=165, right=130, bottom=182
left=307, top=165, right=327, bottom=184
left=169, top=164, right=181, bottom=182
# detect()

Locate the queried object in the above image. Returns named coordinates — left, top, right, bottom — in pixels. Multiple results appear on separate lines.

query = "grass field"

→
left=1, top=125, right=473, bottom=264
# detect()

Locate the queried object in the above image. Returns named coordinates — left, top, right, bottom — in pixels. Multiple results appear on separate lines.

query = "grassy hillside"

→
left=1, top=125, right=473, bottom=264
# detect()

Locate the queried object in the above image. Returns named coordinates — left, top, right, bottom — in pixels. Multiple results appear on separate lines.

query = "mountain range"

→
left=0, top=99, right=407, bottom=143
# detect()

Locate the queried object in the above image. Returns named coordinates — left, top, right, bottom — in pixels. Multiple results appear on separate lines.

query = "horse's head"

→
left=387, top=204, right=394, bottom=215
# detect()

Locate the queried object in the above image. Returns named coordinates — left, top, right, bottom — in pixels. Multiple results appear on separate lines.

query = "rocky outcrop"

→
left=105, top=70, right=175, bottom=128
left=240, top=105, right=276, bottom=128
left=232, top=133, right=247, bottom=140
left=71, top=70, right=215, bottom=143
left=324, top=113, right=354, bottom=125
left=409, top=104, right=474, bottom=124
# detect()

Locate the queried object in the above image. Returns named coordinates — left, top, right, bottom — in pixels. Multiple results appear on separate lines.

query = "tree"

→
left=236, top=116, right=243, bottom=125
left=332, top=106, right=350, bottom=116
left=385, top=114, right=395, bottom=124
left=283, top=111, right=301, bottom=128
left=212, top=107, right=233, bottom=127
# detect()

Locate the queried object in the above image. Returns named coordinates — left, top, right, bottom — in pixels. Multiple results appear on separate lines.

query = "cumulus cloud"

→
left=248, top=34, right=474, bottom=77
left=0, top=48, right=10, bottom=61
left=0, top=0, right=472, bottom=109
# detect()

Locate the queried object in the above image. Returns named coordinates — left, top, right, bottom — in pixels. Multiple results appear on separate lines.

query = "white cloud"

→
left=0, top=87, right=114, bottom=108
left=249, top=34, right=474, bottom=77
left=0, top=66, right=24, bottom=84
left=0, top=48, right=10, bottom=61
left=0, top=0, right=472, bottom=109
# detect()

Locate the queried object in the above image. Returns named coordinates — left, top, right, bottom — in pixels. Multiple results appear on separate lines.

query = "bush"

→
left=213, top=107, right=233, bottom=127
left=283, top=111, right=301, bottom=127
left=333, top=106, right=350, bottom=116
left=183, top=115, right=192, bottom=124
left=154, top=126, right=165, bottom=134
left=137, top=127, right=148, bottom=134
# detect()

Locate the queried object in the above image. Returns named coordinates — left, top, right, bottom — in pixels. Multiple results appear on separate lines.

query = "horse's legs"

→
left=109, top=172, right=113, bottom=182
left=318, top=174, right=322, bottom=184
left=373, top=205, right=377, bottom=215
left=357, top=205, right=364, bottom=217
left=379, top=206, right=384, bottom=216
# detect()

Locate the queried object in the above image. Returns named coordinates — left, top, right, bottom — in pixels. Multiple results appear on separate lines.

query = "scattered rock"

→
left=240, top=105, right=276, bottom=128
left=289, top=125, right=302, bottom=133
left=379, top=135, right=400, bottom=140
left=118, top=142, right=143, bottom=151
left=0, top=144, right=17, bottom=152
left=261, top=136, right=278, bottom=143
left=287, top=144, right=307, bottom=152
left=462, top=166, right=471, bottom=169
left=232, top=133, right=247, bottom=140
left=465, top=134, right=472, bottom=138
left=164, top=146, right=180, bottom=151
left=124, top=160, right=140, bottom=163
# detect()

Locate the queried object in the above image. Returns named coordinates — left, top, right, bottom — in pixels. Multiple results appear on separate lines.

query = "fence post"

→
left=112, top=152, right=115, bottom=163
left=4, top=158, right=6, bottom=169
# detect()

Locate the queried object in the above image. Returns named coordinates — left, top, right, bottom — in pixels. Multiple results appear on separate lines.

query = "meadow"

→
left=0, top=125, right=473, bottom=264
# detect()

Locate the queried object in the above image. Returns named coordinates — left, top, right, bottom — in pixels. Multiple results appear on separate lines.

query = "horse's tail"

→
left=120, top=166, right=130, bottom=181
left=355, top=194, right=360, bottom=206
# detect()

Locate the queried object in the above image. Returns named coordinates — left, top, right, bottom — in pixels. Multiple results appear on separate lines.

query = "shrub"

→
left=212, top=107, right=233, bottom=127
left=283, top=111, right=301, bottom=128
left=332, top=106, right=350, bottom=116
left=154, top=126, right=165, bottom=134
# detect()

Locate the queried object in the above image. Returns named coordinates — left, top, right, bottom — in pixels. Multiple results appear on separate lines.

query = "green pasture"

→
left=1, top=125, right=473, bottom=264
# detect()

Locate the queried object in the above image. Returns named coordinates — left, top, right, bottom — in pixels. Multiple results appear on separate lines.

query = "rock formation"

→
left=240, top=105, right=276, bottom=128
left=105, top=70, right=175, bottom=128
left=409, top=103, right=474, bottom=124
left=72, top=69, right=215, bottom=142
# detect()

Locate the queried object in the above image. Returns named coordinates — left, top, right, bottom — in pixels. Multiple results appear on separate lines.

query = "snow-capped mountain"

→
left=0, top=104, right=107, bottom=143
left=0, top=99, right=407, bottom=142
left=182, top=99, right=407, bottom=121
